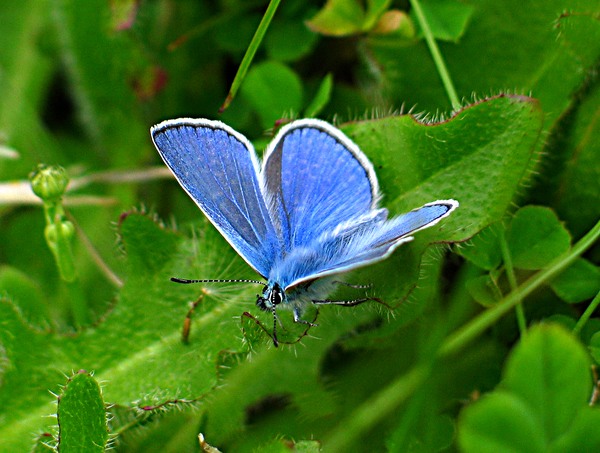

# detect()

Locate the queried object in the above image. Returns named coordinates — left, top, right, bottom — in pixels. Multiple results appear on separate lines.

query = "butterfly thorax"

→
left=267, top=243, right=334, bottom=291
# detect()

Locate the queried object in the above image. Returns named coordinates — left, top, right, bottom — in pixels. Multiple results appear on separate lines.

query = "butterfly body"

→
left=151, top=118, right=458, bottom=344
left=258, top=276, right=338, bottom=315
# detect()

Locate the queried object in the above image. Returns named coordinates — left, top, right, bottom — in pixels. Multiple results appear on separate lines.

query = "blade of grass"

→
left=218, top=0, right=282, bottom=113
left=409, top=0, right=461, bottom=110
left=573, top=290, right=600, bottom=336
left=499, top=228, right=527, bottom=336
left=67, top=212, right=123, bottom=288
left=323, top=365, right=430, bottom=452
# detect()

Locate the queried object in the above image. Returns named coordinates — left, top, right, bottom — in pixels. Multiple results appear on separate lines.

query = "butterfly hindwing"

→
left=151, top=118, right=278, bottom=277
left=363, top=201, right=459, bottom=247
left=279, top=201, right=458, bottom=288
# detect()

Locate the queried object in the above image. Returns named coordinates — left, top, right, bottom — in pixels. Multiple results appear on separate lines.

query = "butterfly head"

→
left=256, top=282, right=285, bottom=311
left=256, top=282, right=286, bottom=347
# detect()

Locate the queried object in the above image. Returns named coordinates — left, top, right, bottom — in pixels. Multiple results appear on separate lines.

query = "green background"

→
left=0, top=0, right=599, bottom=451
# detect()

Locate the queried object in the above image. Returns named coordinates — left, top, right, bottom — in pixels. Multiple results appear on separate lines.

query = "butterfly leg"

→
left=293, top=307, right=318, bottom=327
left=332, top=281, right=372, bottom=289
left=312, top=298, right=372, bottom=307
left=181, top=289, right=208, bottom=344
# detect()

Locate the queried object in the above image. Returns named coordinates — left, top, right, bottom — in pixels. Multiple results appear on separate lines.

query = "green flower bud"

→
left=30, top=164, right=70, bottom=201
left=44, top=220, right=75, bottom=247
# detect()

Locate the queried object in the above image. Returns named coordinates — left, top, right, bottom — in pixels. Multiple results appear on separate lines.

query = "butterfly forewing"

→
left=151, top=119, right=278, bottom=277
left=262, top=120, right=380, bottom=253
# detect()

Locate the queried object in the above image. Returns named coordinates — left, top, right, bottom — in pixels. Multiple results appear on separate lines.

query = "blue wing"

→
left=272, top=200, right=458, bottom=289
left=262, top=119, right=379, bottom=253
left=151, top=118, right=279, bottom=277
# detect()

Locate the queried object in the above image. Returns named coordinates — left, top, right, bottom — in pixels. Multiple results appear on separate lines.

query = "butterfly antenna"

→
left=272, top=305, right=279, bottom=348
left=171, top=277, right=264, bottom=285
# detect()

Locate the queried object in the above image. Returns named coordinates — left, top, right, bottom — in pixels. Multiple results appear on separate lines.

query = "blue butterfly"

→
left=151, top=118, right=458, bottom=345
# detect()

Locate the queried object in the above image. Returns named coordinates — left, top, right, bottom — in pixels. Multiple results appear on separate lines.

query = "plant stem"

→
left=499, top=230, right=527, bottom=336
left=440, top=218, right=600, bottom=357
left=218, top=0, right=282, bottom=113
left=409, top=0, right=461, bottom=110
left=573, top=290, right=600, bottom=336
left=324, top=364, right=429, bottom=452
left=66, top=278, right=89, bottom=328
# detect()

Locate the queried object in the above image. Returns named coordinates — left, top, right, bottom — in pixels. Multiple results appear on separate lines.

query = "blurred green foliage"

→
left=0, top=0, right=598, bottom=451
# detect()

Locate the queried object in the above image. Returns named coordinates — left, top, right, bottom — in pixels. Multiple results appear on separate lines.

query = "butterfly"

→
left=151, top=118, right=458, bottom=346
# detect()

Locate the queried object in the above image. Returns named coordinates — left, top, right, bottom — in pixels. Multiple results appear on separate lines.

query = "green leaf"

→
left=332, top=95, right=541, bottom=307
left=214, top=14, right=262, bottom=54
left=217, top=0, right=287, bottom=115
left=547, top=314, right=577, bottom=332
left=303, top=73, right=334, bottom=117
left=458, top=324, right=596, bottom=453
left=459, top=391, right=546, bottom=453
left=506, top=206, right=571, bottom=270
left=466, top=273, right=503, bottom=307
left=0, top=212, right=253, bottom=451
left=240, top=61, right=303, bottom=128
left=0, top=265, right=48, bottom=328
left=344, top=95, right=541, bottom=237
left=458, top=222, right=503, bottom=270
left=265, top=19, right=319, bottom=62
left=307, top=0, right=391, bottom=36
left=503, top=325, right=591, bottom=433
left=552, top=407, right=600, bottom=453
left=306, top=0, right=365, bottom=36
left=550, top=258, right=600, bottom=304
left=412, top=0, right=474, bottom=42
left=589, top=332, right=600, bottom=365
left=553, top=76, right=600, bottom=238
left=57, top=371, right=108, bottom=453
left=338, top=95, right=541, bottom=305
left=118, top=212, right=179, bottom=275
left=579, top=318, right=600, bottom=345
left=367, top=0, right=600, bottom=124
